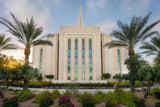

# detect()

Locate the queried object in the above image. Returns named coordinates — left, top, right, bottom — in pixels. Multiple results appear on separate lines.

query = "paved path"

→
left=7, top=84, right=160, bottom=94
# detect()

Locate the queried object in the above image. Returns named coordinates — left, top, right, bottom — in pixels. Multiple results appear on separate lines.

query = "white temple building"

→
left=32, top=7, right=128, bottom=82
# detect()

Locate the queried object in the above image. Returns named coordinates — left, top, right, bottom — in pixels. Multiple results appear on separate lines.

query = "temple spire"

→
left=78, top=6, right=83, bottom=26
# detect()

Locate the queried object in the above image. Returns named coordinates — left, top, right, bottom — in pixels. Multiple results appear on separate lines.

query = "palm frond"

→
left=104, top=41, right=128, bottom=48
left=32, top=40, right=53, bottom=46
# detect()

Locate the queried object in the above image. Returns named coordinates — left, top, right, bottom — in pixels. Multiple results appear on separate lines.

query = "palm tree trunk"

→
left=129, top=48, right=135, bottom=93
left=24, top=46, right=30, bottom=62
left=24, top=46, right=30, bottom=90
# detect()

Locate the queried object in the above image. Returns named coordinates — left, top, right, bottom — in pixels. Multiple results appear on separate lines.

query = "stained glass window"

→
left=89, top=39, right=92, bottom=80
left=75, top=39, right=78, bottom=80
left=68, top=39, right=71, bottom=80
left=82, top=39, right=85, bottom=80
left=117, top=49, right=121, bottom=74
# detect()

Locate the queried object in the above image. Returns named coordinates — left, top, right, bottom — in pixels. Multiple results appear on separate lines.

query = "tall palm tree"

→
left=105, top=12, right=160, bottom=93
left=0, top=13, right=53, bottom=89
left=140, top=34, right=160, bottom=64
left=0, top=34, right=17, bottom=53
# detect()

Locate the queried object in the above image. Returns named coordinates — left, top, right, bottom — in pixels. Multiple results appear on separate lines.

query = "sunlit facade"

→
left=32, top=7, right=128, bottom=81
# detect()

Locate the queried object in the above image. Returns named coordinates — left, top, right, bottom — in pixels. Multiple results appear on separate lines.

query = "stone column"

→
left=71, top=37, right=75, bottom=80
left=85, top=37, right=89, bottom=80
left=63, top=36, right=68, bottom=80
left=78, top=38, right=82, bottom=80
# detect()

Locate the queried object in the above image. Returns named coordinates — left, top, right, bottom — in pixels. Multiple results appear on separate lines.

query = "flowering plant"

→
left=40, top=94, right=53, bottom=107
left=140, top=98, right=145, bottom=102
left=59, top=96, right=70, bottom=105
left=3, top=97, right=18, bottom=107
left=61, top=102, right=75, bottom=107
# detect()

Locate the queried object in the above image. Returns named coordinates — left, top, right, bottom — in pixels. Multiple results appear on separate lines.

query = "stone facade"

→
left=32, top=7, right=128, bottom=82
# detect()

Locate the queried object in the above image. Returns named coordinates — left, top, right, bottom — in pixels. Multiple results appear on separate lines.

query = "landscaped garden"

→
left=0, top=3, right=160, bottom=107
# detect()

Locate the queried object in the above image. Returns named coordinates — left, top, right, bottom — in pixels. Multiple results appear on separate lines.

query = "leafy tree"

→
left=102, top=73, right=111, bottom=80
left=124, top=54, right=146, bottom=93
left=37, top=74, right=43, bottom=81
left=104, top=12, right=160, bottom=93
left=138, top=64, right=160, bottom=99
left=140, top=34, right=160, bottom=64
left=0, top=55, right=22, bottom=98
left=0, top=13, right=53, bottom=89
left=0, top=34, right=17, bottom=52
left=16, top=62, right=38, bottom=89
left=113, top=74, right=122, bottom=82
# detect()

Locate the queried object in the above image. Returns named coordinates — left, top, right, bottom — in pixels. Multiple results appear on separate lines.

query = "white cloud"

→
left=121, top=0, right=152, bottom=16
left=86, top=0, right=107, bottom=15
left=0, top=0, right=56, bottom=62
left=100, top=21, right=117, bottom=34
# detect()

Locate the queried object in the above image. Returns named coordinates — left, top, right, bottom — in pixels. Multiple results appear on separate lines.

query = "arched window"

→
left=40, top=48, right=43, bottom=75
left=117, top=49, right=121, bottom=74
left=75, top=39, right=78, bottom=80
left=82, top=39, right=85, bottom=80
left=89, top=39, right=92, bottom=80
left=68, top=39, right=71, bottom=80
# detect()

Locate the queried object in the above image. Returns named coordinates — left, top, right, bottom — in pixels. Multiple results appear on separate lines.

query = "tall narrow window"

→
left=40, top=48, right=43, bottom=75
left=75, top=39, right=78, bottom=80
left=117, top=49, right=121, bottom=74
left=89, top=39, right=92, bottom=80
left=82, top=39, right=85, bottom=80
left=68, top=39, right=71, bottom=80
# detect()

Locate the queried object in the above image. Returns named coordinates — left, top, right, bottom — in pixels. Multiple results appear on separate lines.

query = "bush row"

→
left=9, top=81, right=144, bottom=88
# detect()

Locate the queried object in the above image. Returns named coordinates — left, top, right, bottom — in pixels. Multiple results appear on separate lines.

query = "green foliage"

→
left=62, top=89, right=72, bottom=98
left=155, top=102, right=160, bottom=107
left=105, top=102, right=119, bottom=107
left=116, top=89, right=139, bottom=107
left=32, top=90, right=50, bottom=103
left=78, top=92, right=95, bottom=107
left=37, top=74, right=43, bottom=81
left=16, top=62, right=38, bottom=81
left=94, top=91, right=106, bottom=104
left=102, top=73, right=111, bottom=79
left=149, top=88, right=160, bottom=96
left=134, top=98, right=145, bottom=107
left=104, top=92, right=119, bottom=105
left=152, top=64, right=160, bottom=83
left=155, top=91, right=160, bottom=99
left=15, top=89, right=35, bottom=102
left=40, top=94, right=53, bottom=107
left=2, top=97, right=18, bottom=107
left=45, top=74, right=54, bottom=79
left=113, top=74, right=122, bottom=82
left=51, top=89, right=61, bottom=99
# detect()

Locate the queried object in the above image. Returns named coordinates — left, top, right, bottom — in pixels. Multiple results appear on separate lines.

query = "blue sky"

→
left=0, top=0, right=160, bottom=62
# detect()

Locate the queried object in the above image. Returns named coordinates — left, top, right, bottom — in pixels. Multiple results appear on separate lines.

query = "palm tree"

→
left=0, top=13, right=53, bottom=89
left=105, top=12, right=160, bottom=93
left=0, top=34, right=17, bottom=53
left=140, top=34, right=160, bottom=64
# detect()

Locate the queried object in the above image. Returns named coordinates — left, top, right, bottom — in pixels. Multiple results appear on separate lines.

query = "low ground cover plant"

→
left=94, top=91, right=106, bottom=104
left=155, top=102, right=160, bottom=107
left=2, top=97, right=18, bottom=107
left=15, top=89, right=35, bottom=102
left=60, top=102, right=75, bottom=107
left=32, top=90, right=50, bottom=103
left=78, top=92, right=95, bottom=107
left=51, top=89, right=61, bottom=99
left=149, top=88, right=160, bottom=96
left=40, top=94, right=53, bottom=107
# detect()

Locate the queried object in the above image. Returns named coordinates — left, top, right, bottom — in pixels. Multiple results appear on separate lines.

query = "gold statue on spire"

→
left=80, top=6, right=81, bottom=10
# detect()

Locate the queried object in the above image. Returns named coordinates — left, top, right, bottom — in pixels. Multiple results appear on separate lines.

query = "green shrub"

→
left=32, top=90, right=50, bottom=103
left=105, top=102, right=119, bottom=107
left=94, top=91, right=106, bottom=104
left=134, top=98, right=145, bottom=107
left=155, top=102, right=160, bottom=107
left=58, top=96, right=70, bottom=105
left=78, top=92, right=95, bottom=107
left=40, top=94, right=53, bottom=107
left=45, top=75, right=54, bottom=79
left=62, top=89, right=72, bottom=98
left=15, top=89, right=35, bottom=102
left=155, top=92, right=160, bottom=99
left=51, top=89, right=61, bottom=99
left=102, top=73, right=111, bottom=79
left=149, top=88, right=160, bottom=96
left=116, top=89, right=138, bottom=107
left=104, top=92, right=119, bottom=105
left=37, top=75, right=43, bottom=81
left=2, top=97, right=18, bottom=107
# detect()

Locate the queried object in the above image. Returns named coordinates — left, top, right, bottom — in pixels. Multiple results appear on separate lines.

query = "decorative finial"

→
left=80, top=6, right=81, bottom=10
